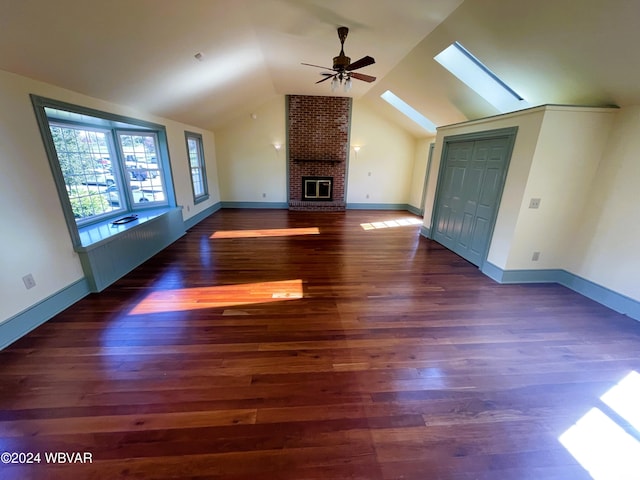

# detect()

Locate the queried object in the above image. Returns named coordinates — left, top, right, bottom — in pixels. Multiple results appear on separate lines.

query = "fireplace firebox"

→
left=302, top=176, right=332, bottom=201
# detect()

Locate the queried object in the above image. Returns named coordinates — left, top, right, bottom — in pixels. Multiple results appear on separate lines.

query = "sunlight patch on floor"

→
left=211, top=227, right=320, bottom=239
left=600, top=370, right=640, bottom=432
left=130, top=279, right=304, bottom=314
left=360, top=217, right=423, bottom=231
left=559, top=370, right=640, bottom=479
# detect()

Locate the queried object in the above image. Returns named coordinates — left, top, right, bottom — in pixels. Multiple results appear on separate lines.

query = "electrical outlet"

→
left=532, top=251, right=541, bottom=261
left=529, top=198, right=541, bottom=209
left=366, top=194, right=370, bottom=199
left=22, top=274, right=36, bottom=289
left=262, top=193, right=267, bottom=198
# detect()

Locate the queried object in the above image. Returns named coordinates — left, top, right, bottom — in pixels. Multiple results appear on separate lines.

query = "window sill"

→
left=75, top=207, right=178, bottom=252
left=194, top=194, right=210, bottom=205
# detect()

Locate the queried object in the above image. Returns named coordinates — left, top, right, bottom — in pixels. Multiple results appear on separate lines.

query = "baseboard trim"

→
left=184, top=202, right=221, bottom=230
left=0, top=278, right=91, bottom=350
left=347, top=203, right=412, bottom=211
left=406, top=205, right=422, bottom=216
left=420, top=226, right=431, bottom=239
left=218, top=202, right=423, bottom=213
left=482, top=262, right=640, bottom=322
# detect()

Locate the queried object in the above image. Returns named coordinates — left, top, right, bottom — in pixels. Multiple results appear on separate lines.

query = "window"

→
left=49, top=123, right=122, bottom=221
left=434, top=41, right=527, bottom=113
left=31, top=95, right=173, bottom=245
left=116, top=131, right=166, bottom=207
left=185, top=131, right=208, bottom=203
left=380, top=90, right=437, bottom=133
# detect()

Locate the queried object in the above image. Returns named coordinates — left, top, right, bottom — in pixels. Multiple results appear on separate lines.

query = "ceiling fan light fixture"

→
left=344, top=77, right=352, bottom=92
left=331, top=76, right=338, bottom=92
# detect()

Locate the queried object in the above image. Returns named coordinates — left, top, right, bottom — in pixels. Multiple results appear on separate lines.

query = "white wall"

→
left=168, top=125, right=220, bottom=219
left=0, top=69, right=220, bottom=323
left=568, top=106, right=640, bottom=301
left=214, top=97, right=420, bottom=208
left=347, top=100, right=416, bottom=205
left=505, top=107, right=616, bottom=270
left=215, top=96, right=287, bottom=203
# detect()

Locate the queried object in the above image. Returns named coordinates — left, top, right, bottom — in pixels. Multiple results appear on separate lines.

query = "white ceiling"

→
left=1, top=0, right=638, bottom=136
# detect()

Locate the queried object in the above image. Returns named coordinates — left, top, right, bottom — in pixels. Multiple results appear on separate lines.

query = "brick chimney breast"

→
left=287, top=95, right=351, bottom=211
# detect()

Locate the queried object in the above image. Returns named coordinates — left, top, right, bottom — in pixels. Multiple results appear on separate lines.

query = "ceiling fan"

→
left=302, top=26, right=376, bottom=92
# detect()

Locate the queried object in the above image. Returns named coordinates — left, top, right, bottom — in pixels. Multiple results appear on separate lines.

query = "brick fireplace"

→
left=287, top=95, right=351, bottom=211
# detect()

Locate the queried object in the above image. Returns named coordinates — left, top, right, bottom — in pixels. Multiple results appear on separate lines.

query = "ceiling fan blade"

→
left=346, top=56, right=375, bottom=71
left=302, top=62, right=335, bottom=70
left=350, top=72, right=376, bottom=83
left=315, top=74, right=336, bottom=84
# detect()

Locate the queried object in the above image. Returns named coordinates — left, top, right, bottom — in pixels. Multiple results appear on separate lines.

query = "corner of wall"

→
left=481, top=263, right=640, bottom=323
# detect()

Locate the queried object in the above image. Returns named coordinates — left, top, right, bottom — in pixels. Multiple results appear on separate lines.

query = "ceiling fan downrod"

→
left=333, top=27, right=351, bottom=72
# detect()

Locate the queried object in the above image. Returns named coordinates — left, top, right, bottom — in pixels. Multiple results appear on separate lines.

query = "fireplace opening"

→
left=302, top=176, right=332, bottom=201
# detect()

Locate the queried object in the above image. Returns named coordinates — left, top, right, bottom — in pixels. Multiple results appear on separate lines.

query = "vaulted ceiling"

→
left=1, top=0, right=638, bottom=137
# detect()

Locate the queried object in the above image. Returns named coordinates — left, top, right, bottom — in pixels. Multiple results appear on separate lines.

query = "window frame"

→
left=31, top=95, right=176, bottom=247
left=184, top=131, right=209, bottom=204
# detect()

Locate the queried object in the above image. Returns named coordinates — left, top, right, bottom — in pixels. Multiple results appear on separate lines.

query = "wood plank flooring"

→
left=1, top=209, right=639, bottom=479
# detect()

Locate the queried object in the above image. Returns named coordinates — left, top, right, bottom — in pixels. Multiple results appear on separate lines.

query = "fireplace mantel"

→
left=292, top=158, right=342, bottom=163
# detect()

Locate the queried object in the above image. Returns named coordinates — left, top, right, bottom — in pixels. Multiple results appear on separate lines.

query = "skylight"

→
left=434, top=41, right=526, bottom=113
left=380, top=90, right=437, bottom=133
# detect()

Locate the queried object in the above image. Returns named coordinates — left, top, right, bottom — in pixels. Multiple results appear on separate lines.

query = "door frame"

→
left=430, top=126, right=518, bottom=269
left=419, top=142, right=435, bottom=216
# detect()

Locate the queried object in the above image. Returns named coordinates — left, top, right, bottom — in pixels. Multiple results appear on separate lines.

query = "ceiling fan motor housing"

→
left=333, top=54, right=350, bottom=72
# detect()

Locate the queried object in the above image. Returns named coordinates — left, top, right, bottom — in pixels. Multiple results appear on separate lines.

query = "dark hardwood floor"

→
left=1, top=209, right=639, bottom=479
